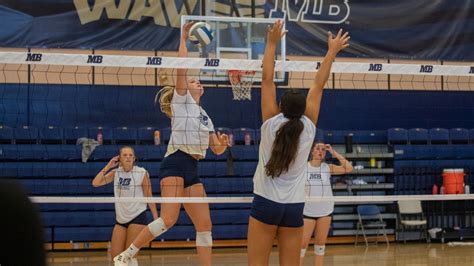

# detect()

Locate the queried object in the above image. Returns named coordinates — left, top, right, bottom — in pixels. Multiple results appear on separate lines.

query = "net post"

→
left=387, top=58, right=391, bottom=91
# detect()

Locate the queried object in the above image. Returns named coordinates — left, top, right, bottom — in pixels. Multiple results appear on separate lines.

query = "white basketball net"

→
left=228, top=70, right=256, bottom=100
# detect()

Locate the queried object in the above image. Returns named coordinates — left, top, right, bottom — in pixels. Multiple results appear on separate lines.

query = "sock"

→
left=126, top=244, right=139, bottom=257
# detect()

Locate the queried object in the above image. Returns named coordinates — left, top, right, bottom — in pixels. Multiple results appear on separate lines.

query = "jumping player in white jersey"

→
left=92, top=146, right=158, bottom=266
left=247, top=20, right=350, bottom=265
left=300, top=142, right=353, bottom=266
left=114, top=22, right=229, bottom=266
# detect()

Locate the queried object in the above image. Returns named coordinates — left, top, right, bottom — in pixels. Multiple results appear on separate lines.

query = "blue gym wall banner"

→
left=0, top=0, right=472, bottom=60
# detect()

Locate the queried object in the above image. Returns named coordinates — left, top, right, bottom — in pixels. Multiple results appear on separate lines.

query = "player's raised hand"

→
left=327, top=29, right=350, bottom=54
left=106, top=156, right=119, bottom=170
left=181, top=21, right=195, bottom=40
left=325, top=144, right=336, bottom=156
left=267, top=20, right=287, bottom=44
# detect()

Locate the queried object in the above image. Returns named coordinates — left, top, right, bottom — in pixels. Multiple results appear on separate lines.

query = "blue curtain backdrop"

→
left=0, top=0, right=473, bottom=60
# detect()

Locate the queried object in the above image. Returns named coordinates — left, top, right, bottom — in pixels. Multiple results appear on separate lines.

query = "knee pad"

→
left=196, top=231, right=213, bottom=247
left=300, top=248, right=307, bottom=258
left=314, top=245, right=325, bottom=256
left=148, top=218, right=168, bottom=237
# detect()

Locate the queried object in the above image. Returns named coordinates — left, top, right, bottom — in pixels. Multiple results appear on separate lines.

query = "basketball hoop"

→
left=228, top=70, right=256, bottom=100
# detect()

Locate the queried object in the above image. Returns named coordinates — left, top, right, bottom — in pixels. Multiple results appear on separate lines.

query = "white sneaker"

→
left=129, top=258, right=138, bottom=266
left=113, top=251, right=131, bottom=266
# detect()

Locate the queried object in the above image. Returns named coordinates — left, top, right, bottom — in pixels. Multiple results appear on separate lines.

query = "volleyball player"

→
left=247, top=20, right=350, bottom=265
left=114, top=22, right=229, bottom=266
left=300, top=142, right=353, bottom=266
left=92, top=146, right=158, bottom=266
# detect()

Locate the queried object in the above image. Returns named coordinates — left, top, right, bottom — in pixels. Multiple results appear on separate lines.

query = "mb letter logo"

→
left=369, top=64, right=382, bottom=72
left=420, top=65, right=433, bottom=73
left=146, top=57, right=162, bottom=65
left=269, top=0, right=350, bottom=24
left=26, top=53, right=42, bottom=62
left=87, top=55, right=103, bottom=64
left=205, top=59, right=220, bottom=67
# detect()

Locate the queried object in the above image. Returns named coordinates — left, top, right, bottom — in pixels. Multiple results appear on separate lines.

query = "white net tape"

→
left=1, top=52, right=472, bottom=76
left=228, top=70, right=256, bottom=100
left=30, top=194, right=474, bottom=204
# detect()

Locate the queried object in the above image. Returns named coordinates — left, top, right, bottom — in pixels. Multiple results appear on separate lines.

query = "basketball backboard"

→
left=181, top=15, right=286, bottom=85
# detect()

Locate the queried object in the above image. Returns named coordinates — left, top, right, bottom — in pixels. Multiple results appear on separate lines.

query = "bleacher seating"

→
left=470, top=129, right=474, bottom=144
left=2, top=126, right=474, bottom=244
left=64, top=127, right=87, bottom=144
left=88, top=127, right=112, bottom=144
left=0, top=125, right=14, bottom=144
left=408, top=128, right=429, bottom=144
left=160, top=127, right=171, bottom=145
left=388, top=128, right=408, bottom=144
left=324, top=130, right=387, bottom=144
left=14, top=126, right=38, bottom=144
left=138, top=126, right=156, bottom=145
left=232, top=128, right=256, bottom=145
left=39, top=126, right=63, bottom=144
left=429, top=128, right=449, bottom=144
left=449, top=128, right=469, bottom=144
left=113, top=127, right=138, bottom=145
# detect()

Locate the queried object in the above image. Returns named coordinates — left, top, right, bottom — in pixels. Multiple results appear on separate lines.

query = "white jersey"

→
left=303, top=162, right=334, bottom=217
left=114, top=166, right=148, bottom=224
left=253, top=113, right=316, bottom=203
left=166, top=89, right=215, bottom=158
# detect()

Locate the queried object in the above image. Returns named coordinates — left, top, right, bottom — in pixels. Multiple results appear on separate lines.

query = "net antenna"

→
left=227, top=69, right=256, bottom=100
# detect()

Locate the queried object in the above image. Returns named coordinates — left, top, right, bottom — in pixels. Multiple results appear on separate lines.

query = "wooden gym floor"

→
left=47, top=243, right=474, bottom=266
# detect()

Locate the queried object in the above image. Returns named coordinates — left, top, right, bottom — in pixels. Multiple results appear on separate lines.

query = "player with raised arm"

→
left=114, top=22, right=229, bottom=266
left=247, top=20, right=350, bottom=265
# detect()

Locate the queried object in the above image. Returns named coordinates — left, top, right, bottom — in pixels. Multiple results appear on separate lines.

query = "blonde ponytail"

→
left=155, top=74, right=174, bottom=118
left=155, top=86, right=174, bottom=118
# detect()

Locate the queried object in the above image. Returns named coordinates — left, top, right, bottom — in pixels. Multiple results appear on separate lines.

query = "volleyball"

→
left=188, top=22, right=214, bottom=47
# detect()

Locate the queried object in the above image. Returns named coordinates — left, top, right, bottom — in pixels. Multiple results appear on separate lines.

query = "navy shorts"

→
left=159, top=150, right=201, bottom=188
left=116, top=211, right=148, bottom=228
left=250, top=194, right=305, bottom=228
left=303, top=214, right=333, bottom=220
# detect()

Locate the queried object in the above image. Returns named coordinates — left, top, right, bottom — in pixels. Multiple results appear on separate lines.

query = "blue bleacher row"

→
left=0, top=126, right=261, bottom=145
left=388, top=128, right=474, bottom=145
left=0, top=125, right=375, bottom=145
left=0, top=145, right=260, bottom=162
left=3, top=125, right=474, bottom=145
left=395, top=172, right=474, bottom=195
left=44, top=224, right=249, bottom=243
left=42, top=210, right=251, bottom=229
left=1, top=161, right=258, bottom=179
left=15, top=177, right=254, bottom=196
left=394, top=145, right=474, bottom=160
left=394, top=144, right=474, bottom=193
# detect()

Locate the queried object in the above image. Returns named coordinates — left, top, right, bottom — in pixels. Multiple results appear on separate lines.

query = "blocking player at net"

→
left=247, top=20, right=350, bottom=266
left=114, top=22, right=230, bottom=266
left=300, top=142, right=353, bottom=266
left=92, top=146, right=158, bottom=266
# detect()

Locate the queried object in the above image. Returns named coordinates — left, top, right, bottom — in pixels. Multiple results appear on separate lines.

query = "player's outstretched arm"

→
left=176, top=22, right=194, bottom=96
left=261, top=20, right=286, bottom=122
left=305, top=29, right=350, bottom=125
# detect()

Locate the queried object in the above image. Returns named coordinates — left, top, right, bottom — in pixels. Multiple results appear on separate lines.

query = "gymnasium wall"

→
left=2, top=83, right=474, bottom=130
